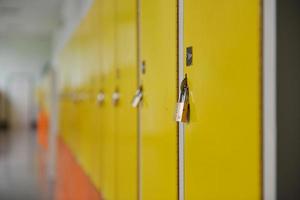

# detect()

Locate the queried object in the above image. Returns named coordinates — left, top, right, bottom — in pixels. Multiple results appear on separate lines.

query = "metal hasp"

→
left=176, top=74, right=190, bottom=123
left=131, top=86, right=143, bottom=108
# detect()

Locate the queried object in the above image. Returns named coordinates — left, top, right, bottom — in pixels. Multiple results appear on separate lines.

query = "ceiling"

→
left=0, top=0, right=65, bottom=37
left=0, top=0, right=90, bottom=38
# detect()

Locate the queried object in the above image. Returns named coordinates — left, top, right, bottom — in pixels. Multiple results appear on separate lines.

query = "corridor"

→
left=0, top=0, right=299, bottom=200
left=0, top=130, right=101, bottom=200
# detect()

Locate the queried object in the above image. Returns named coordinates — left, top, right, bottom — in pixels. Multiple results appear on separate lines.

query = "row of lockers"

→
left=57, top=0, right=261, bottom=199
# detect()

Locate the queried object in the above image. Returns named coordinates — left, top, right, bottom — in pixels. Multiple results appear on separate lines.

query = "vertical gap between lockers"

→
left=136, top=0, right=142, bottom=198
left=263, top=0, right=277, bottom=200
left=178, top=0, right=185, bottom=199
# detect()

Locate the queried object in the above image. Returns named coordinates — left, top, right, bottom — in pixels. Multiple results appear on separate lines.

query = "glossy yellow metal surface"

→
left=78, top=0, right=102, bottom=181
left=140, top=0, right=178, bottom=199
left=96, top=0, right=106, bottom=192
left=114, top=0, right=138, bottom=199
left=99, top=0, right=117, bottom=199
left=58, top=0, right=105, bottom=191
left=184, top=0, right=261, bottom=199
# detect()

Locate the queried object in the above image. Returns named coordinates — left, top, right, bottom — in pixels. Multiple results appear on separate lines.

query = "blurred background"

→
left=0, top=0, right=299, bottom=200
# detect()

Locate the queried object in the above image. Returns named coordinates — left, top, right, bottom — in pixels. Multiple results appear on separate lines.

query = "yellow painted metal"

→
left=96, top=0, right=106, bottom=192
left=184, top=0, right=261, bottom=199
left=57, top=0, right=105, bottom=191
left=114, top=0, right=138, bottom=199
left=99, top=0, right=117, bottom=199
left=88, top=1, right=102, bottom=187
left=140, top=0, right=178, bottom=199
left=78, top=0, right=102, bottom=181
left=68, top=0, right=105, bottom=190
left=58, top=40, right=81, bottom=155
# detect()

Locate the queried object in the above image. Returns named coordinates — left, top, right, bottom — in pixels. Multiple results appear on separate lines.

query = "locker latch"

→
left=175, top=74, right=190, bottom=123
left=97, top=90, right=105, bottom=106
left=132, top=86, right=143, bottom=108
left=112, top=88, right=120, bottom=106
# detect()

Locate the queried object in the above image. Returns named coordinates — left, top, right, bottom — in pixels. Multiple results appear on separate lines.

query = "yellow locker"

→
left=79, top=0, right=102, bottom=179
left=183, top=0, right=261, bottom=199
left=100, top=0, right=117, bottom=199
left=57, top=0, right=104, bottom=189
left=74, top=37, right=86, bottom=170
left=88, top=1, right=102, bottom=186
left=58, top=44, right=82, bottom=181
left=96, top=74, right=105, bottom=192
left=115, top=0, right=138, bottom=199
left=101, top=73, right=116, bottom=200
left=96, top=0, right=105, bottom=191
left=140, top=0, right=178, bottom=199
left=86, top=16, right=102, bottom=191
left=58, top=58, right=68, bottom=141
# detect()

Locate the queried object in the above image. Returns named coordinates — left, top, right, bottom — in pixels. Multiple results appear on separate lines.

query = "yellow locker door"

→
left=95, top=73, right=106, bottom=192
left=80, top=8, right=100, bottom=176
left=115, top=0, right=138, bottom=199
left=88, top=0, right=103, bottom=187
left=77, top=30, right=86, bottom=168
left=140, top=0, right=178, bottom=199
left=100, top=0, right=117, bottom=199
left=89, top=76, right=100, bottom=186
left=101, top=72, right=116, bottom=200
left=59, top=50, right=73, bottom=150
left=78, top=20, right=91, bottom=175
left=184, top=0, right=262, bottom=199
left=71, top=41, right=80, bottom=154
left=96, top=7, right=105, bottom=194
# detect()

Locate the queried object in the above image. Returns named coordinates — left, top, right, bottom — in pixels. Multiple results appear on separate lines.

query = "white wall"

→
left=51, top=0, right=93, bottom=61
left=0, top=35, right=52, bottom=128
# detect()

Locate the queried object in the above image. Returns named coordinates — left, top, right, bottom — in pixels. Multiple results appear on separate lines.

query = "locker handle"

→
left=175, top=74, right=190, bottom=123
left=97, top=90, right=105, bottom=106
left=131, top=86, right=143, bottom=108
left=112, top=89, right=120, bottom=106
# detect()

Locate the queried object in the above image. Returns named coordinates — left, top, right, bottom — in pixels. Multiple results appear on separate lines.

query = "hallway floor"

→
left=0, top=129, right=102, bottom=200
left=0, top=130, right=51, bottom=200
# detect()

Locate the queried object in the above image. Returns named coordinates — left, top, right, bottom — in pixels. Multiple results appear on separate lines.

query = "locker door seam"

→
left=263, top=0, right=277, bottom=199
left=178, top=0, right=185, bottom=199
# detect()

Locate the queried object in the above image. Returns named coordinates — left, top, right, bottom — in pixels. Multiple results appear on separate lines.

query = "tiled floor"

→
left=0, top=130, right=51, bottom=200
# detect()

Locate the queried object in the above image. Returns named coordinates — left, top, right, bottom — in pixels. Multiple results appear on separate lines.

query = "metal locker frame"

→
left=263, top=0, right=277, bottom=200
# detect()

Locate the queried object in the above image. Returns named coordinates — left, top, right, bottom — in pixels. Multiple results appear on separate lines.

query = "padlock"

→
left=175, top=75, right=190, bottom=122
left=132, top=86, right=143, bottom=108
